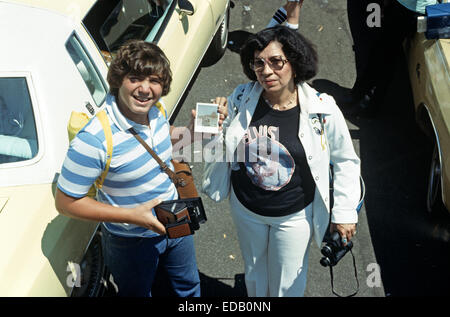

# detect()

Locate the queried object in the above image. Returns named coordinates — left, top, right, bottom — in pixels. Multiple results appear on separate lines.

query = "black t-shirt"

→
left=231, top=96, right=315, bottom=217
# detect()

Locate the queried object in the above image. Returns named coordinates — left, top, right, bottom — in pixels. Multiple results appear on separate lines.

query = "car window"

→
left=0, top=77, right=38, bottom=164
left=83, top=0, right=173, bottom=53
left=66, top=35, right=108, bottom=107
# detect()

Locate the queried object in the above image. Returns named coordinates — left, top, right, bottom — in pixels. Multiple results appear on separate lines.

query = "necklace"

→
left=264, top=90, right=298, bottom=111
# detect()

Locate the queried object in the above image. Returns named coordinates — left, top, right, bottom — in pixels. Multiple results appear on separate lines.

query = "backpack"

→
left=66, top=102, right=167, bottom=198
left=67, top=110, right=113, bottom=198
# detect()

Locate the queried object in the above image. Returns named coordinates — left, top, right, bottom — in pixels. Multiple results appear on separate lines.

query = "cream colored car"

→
left=0, top=0, right=229, bottom=296
left=406, top=24, right=450, bottom=214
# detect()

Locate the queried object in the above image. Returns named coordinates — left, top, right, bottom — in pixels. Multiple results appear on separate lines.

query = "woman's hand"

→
left=212, top=97, right=228, bottom=130
left=172, top=97, right=228, bottom=148
left=188, top=97, right=228, bottom=135
left=330, top=223, right=357, bottom=246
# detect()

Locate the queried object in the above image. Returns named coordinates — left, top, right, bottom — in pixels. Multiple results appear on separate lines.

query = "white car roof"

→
left=0, top=1, right=109, bottom=186
left=0, top=0, right=96, bottom=19
left=0, top=1, right=76, bottom=72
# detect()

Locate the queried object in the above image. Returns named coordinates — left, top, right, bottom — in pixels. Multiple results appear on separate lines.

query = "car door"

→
left=0, top=72, right=100, bottom=296
left=81, top=0, right=215, bottom=117
left=407, top=33, right=450, bottom=213
left=0, top=10, right=108, bottom=295
left=155, top=0, right=215, bottom=117
left=206, top=0, right=228, bottom=24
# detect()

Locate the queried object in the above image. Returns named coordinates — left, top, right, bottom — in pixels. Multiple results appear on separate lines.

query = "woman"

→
left=204, top=26, right=361, bottom=297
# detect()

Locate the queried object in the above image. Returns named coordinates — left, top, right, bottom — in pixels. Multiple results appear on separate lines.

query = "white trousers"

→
left=230, top=188, right=313, bottom=297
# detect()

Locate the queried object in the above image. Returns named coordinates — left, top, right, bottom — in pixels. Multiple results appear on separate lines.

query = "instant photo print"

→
left=194, top=102, right=219, bottom=134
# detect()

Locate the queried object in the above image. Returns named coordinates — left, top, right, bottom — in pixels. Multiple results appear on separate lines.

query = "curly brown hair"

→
left=107, top=40, right=172, bottom=97
left=240, top=26, right=318, bottom=85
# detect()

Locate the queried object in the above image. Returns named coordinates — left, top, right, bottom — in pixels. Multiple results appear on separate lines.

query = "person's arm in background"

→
left=267, top=0, right=304, bottom=30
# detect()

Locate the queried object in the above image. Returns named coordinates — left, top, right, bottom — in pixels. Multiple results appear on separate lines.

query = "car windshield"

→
left=0, top=77, right=38, bottom=164
left=83, top=0, right=173, bottom=53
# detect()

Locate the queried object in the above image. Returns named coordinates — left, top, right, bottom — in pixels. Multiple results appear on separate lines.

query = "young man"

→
left=56, top=40, right=203, bottom=296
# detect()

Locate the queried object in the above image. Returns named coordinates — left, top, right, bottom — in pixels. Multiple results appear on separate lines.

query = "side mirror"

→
left=178, top=0, right=194, bottom=16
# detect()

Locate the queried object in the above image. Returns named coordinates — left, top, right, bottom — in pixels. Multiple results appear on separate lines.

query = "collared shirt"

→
left=397, top=0, right=437, bottom=14
left=57, top=94, right=177, bottom=237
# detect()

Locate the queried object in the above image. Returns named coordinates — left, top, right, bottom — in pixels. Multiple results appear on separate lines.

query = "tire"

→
left=426, top=143, right=445, bottom=214
left=202, top=5, right=230, bottom=67
left=71, top=230, right=106, bottom=297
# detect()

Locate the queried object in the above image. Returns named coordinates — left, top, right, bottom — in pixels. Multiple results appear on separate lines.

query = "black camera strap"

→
left=329, top=248, right=359, bottom=297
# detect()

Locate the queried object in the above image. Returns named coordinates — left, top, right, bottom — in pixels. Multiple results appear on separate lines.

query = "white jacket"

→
left=203, top=81, right=361, bottom=247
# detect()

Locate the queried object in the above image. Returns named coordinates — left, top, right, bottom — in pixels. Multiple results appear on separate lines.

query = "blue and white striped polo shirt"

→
left=57, top=94, right=178, bottom=237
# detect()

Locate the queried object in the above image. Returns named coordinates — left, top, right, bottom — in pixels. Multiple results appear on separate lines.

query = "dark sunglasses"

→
left=250, top=56, right=289, bottom=72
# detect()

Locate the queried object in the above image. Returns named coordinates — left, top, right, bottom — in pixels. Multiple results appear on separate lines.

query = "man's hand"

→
left=56, top=189, right=167, bottom=235
left=130, top=199, right=166, bottom=235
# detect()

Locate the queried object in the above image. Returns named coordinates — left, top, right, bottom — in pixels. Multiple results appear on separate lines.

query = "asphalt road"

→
left=167, top=0, right=450, bottom=297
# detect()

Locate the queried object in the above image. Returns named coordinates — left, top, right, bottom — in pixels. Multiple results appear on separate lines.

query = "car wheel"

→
left=426, top=143, right=445, bottom=214
left=71, top=230, right=106, bottom=297
left=202, top=5, right=230, bottom=67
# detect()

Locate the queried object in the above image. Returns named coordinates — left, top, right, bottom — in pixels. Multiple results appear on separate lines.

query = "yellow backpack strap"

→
left=94, top=110, right=113, bottom=190
left=155, top=101, right=167, bottom=119
left=68, top=111, right=90, bottom=142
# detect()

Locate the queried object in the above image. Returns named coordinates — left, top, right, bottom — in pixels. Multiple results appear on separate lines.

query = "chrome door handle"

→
left=178, top=0, right=194, bottom=17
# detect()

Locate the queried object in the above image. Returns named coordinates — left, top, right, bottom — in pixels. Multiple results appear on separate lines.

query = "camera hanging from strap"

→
left=320, top=230, right=360, bottom=297
left=328, top=248, right=360, bottom=297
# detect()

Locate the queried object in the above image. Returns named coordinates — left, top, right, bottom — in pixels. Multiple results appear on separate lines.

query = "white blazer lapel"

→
left=225, top=83, right=263, bottom=155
